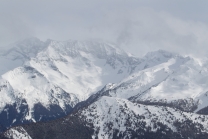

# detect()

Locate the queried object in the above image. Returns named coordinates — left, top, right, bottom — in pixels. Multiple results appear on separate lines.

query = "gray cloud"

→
left=1, top=0, right=208, bottom=57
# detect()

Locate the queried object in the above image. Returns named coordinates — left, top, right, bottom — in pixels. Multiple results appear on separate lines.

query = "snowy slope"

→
left=0, top=39, right=146, bottom=131
left=108, top=52, right=192, bottom=100
left=28, top=40, right=147, bottom=101
left=1, top=66, right=75, bottom=121
left=80, top=96, right=208, bottom=139
left=88, top=52, right=208, bottom=112
left=4, top=96, right=208, bottom=139
left=3, top=127, right=32, bottom=139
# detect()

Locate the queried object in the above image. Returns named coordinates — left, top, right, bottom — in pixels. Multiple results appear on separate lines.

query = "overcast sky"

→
left=1, top=0, right=208, bottom=57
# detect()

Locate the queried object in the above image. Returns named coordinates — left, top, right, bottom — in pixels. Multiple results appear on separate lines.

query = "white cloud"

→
left=1, top=0, right=208, bottom=57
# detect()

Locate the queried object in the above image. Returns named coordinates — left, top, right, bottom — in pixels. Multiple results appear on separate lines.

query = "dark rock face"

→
left=0, top=135, right=8, bottom=139
left=0, top=100, right=29, bottom=133
left=72, top=87, right=110, bottom=112
left=21, top=114, right=93, bottom=139
left=33, top=103, right=72, bottom=122
left=0, top=102, right=73, bottom=133
left=197, top=106, right=208, bottom=115
left=133, top=98, right=198, bottom=113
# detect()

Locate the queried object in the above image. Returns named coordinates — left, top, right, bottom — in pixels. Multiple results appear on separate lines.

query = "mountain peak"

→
left=144, top=49, right=177, bottom=59
left=45, top=39, right=128, bottom=59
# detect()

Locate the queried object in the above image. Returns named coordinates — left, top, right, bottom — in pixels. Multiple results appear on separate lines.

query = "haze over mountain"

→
left=2, top=1, right=208, bottom=57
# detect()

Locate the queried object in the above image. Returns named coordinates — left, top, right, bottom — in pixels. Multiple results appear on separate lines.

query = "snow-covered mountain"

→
left=28, top=40, right=141, bottom=101
left=3, top=96, right=208, bottom=139
left=1, top=38, right=208, bottom=138
left=83, top=52, right=208, bottom=113
left=0, top=39, right=145, bottom=131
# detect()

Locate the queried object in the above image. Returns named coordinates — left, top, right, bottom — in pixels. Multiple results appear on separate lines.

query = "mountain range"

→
left=1, top=38, right=208, bottom=138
